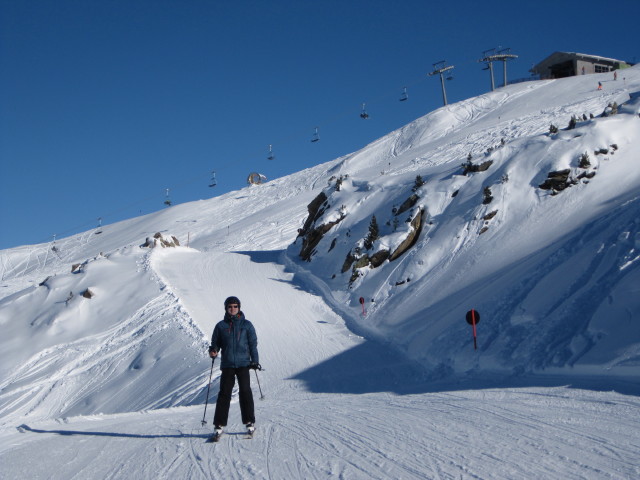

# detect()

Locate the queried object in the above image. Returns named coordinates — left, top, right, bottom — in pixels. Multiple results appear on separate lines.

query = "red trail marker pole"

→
left=465, top=309, right=480, bottom=350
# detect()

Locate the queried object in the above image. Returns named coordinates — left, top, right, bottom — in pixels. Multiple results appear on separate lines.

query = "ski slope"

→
left=3, top=245, right=639, bottom=479
left=1, top=68, right=640, bottom=478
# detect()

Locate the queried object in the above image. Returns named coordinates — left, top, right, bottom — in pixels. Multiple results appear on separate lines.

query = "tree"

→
left=364, top=215, right=379, bottom=250
left=412, top=175, right=425, bottom=192
left=579, top=152, right=591, bottom=169
left=482, top=187, right=493, bottom=205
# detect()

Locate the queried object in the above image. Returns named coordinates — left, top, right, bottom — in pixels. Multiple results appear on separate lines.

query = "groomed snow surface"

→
left=1, top=68, right=640, bottom=479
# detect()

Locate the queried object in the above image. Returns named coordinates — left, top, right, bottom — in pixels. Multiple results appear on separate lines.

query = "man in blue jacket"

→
left=209, top=296, right=260, bottom=439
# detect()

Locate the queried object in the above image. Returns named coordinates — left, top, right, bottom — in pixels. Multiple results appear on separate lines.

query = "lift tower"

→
left=428, top=61, right=455, bottom=106
left=479, top=48, right=518, bottom=90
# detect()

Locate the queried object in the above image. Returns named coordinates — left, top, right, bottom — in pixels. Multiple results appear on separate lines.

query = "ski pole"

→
left=253, top=368, right=265, bottom=400
left=201, top=357, right=216, bottom=426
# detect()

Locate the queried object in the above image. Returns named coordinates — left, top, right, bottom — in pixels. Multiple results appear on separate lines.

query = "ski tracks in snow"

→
left=144, top=247, right=640, bottom=479
left=5, top=247, right=635, bottom=478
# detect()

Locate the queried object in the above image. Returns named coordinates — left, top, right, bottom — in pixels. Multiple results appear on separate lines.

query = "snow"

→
left=1, top=68, right=640, bottom=479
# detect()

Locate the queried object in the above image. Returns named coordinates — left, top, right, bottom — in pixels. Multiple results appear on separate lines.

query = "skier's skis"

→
left=205, top=427, right=253, bottom=441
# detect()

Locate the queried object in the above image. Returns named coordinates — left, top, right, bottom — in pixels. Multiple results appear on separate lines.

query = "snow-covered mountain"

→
left=1, top=68, right=639, bottom=479
left=291, top=73, right=640, bottom=378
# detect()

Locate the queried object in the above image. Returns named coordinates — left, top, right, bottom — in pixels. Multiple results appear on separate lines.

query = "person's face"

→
left=226, top=304, right=239, bottom=315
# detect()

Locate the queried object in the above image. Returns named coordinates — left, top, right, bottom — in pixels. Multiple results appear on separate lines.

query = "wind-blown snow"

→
left=1, top=67, right=639, bottom=479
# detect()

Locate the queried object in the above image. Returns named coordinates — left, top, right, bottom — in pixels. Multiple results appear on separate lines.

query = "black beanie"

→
left=224, top=296, right=241, bottom=309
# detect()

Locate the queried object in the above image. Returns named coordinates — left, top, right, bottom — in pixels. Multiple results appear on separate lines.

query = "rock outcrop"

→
left=389, top=208, right=424, bottom=261
left=298, top=191, right=346, bottom=261
left=141, top=232, right=181, bottom=248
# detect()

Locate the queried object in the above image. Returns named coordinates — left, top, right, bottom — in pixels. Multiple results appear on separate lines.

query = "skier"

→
left=597, top=81, right=603, bottom=90
left=208, top=296, right=260, bottom=441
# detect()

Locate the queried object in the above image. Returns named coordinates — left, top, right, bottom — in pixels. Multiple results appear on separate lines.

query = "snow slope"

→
left=288, top=69, right=640, bottom=377
left=1, top=68, right=640, bottom=479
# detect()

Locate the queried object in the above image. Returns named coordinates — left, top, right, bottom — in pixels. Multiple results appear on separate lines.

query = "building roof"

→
left=530, top=51, right=630, bottom=76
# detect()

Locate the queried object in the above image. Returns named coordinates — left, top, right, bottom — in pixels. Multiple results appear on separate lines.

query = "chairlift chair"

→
left=209, top=170, right=217, bottom=187
left=360, top=103, right=369, bottom=119
left=311, top=126, right=320, bottom=143
left=267, top=144, right=275, bottom=161
left=399, top=87, right=408, bottom=101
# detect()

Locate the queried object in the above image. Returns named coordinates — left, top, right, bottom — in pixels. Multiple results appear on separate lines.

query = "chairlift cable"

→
left=41, top=62, right=474, bottom=245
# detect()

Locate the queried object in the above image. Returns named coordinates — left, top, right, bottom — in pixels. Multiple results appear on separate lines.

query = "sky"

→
left=1, top=0, right=638, bottom=249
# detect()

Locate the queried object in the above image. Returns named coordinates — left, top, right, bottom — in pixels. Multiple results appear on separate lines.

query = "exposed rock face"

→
left=297, top=180, right=426, bottom=281
left=71, top=263, right=85, bottom=274
left=141, top=233, right=181, bottom=248
left=483, top=210, right=498, bottom=221
left=389, top=209, right=424, bottom=261
left=344, top=208, right=424, bottom=283
left=300, top=219, right=342, bottom=261
left=539, top=169, right=572, bottom=191
left=81, top=288, right=95, bottom=299
left=299, top=192, right=328, bottom=236
left=298, top=191, right=346, bottom=261
left=396, top=194, right=419, bottom=216
left=369, top=249, right=390, bottom=268
left=462, top=160, right=493, bottom=176
left=342, top=251, right=357, bottom=273
left=576, top=171, right=596, bottom=181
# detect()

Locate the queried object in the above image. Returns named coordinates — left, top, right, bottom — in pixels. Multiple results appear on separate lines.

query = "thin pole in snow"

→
left=466, top=309, right=481, bottom=350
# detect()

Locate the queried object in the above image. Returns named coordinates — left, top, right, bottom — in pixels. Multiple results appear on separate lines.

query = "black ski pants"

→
left=213, top=367, right=255, bottom=427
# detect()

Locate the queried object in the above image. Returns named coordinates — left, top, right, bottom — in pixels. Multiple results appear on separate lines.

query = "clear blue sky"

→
left=1, top=0, right=638, bottom=249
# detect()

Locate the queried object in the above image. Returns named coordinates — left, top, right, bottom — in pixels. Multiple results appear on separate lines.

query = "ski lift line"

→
left=145, top=73, right=432, bottom=208
left=276, top=71, right=432, bottom=142
left=30, top=65, right=464, bottom=246
left=47, top=55, right=511, bottom=240
left=226, top=69, right=433, bottom=156
left=25, top=158, right=241, bottom=247
left=55, top=50, right=516, bottom=245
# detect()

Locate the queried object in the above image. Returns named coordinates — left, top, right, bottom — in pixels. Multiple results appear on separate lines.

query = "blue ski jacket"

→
left=210, top=312, right=259, bottom=369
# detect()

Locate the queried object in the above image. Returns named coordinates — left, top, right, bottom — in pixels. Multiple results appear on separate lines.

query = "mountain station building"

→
left=530, top=52, right=631, bottom=79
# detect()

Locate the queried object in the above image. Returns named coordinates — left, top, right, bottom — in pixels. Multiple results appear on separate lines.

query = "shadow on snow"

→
left=232, top=250, right=640, bottom=398
left=17, top=424, right=207, bottom=439
left=289, top=341, right=640, bottom=397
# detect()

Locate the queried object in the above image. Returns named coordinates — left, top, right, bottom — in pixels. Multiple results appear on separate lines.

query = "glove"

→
left=208, top=346, right=218, bottom=357
left=249, top=362, right=262, bottom=370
